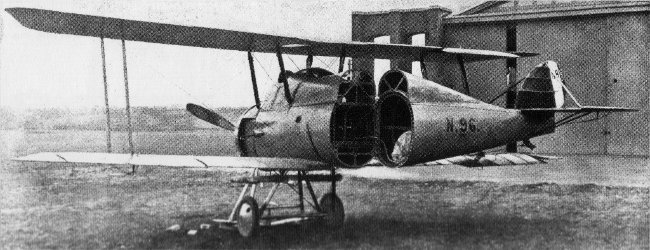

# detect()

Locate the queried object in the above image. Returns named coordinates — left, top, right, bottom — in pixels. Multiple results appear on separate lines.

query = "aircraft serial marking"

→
left=446, top=117, right=479, bottom=133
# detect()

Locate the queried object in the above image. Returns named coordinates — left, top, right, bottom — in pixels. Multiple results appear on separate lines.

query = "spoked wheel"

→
left=318, top=193, right=344, bottom=229
left=236, top=196, right=260, bottom=238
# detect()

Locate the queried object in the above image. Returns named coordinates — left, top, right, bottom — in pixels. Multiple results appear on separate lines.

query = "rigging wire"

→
left=286, top=55, right=301, bottom=71
left=252, top=53, right=276, bottom=84
left=145, top=63, right=211, bottom=108
left=315, top=56, right=338, bottom=72
left=326, top=57, right=338, bottom=70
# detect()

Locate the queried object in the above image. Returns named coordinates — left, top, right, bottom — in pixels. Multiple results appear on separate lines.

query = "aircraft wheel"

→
left=318, top=193, right=344, bottom=229
left=236, top=196, right=260, bottom=238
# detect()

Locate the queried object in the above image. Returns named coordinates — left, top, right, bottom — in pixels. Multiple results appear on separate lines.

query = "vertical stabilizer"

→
left=516, top=61, right=565, bottom=109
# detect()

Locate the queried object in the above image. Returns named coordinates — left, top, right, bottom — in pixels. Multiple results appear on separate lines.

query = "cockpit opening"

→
left=376, top=71, right=413, bottom=167
left=331, top=70, right=376, bottom=167
left=376, top=92, right=412, bottom=167
left=379, top=70, right=408, bottom=95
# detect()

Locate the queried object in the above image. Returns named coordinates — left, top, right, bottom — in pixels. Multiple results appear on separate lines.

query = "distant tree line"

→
left=4, top=106, right=247, bottom=131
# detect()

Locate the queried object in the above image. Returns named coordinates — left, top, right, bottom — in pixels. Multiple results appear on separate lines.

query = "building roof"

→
left=352, top=5, right=451, bottom=16
left=446, top=0, right=650, bottom=24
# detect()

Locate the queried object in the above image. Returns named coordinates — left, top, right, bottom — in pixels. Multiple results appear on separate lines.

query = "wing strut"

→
left=419, top=53, right=428, bottom=79
left=247, top=51, right=261, bottom=108
left=121, top=39, right=135, bottom=159
left=561, top=82, right=582, bottom=107
left=338, top=46, right=346, bottom=73
left=306, top=54, right=313, bottom=68
left=456, top=55, right=470, bottom=95
left=100, top=37, right=112, bottom=153
left=275, top=44, right=294, bottom=105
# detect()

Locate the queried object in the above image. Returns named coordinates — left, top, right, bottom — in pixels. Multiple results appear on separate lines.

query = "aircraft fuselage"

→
left=235, top=68, right=553, bottom=168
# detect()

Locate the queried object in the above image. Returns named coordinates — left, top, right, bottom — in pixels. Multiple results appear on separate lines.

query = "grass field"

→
left=1, top=130, right=648, bottom=249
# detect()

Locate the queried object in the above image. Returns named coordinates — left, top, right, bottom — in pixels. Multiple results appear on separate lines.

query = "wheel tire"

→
left=236, top=196, right=260, bottom=238
left=318, top=193, right=344, bottom=229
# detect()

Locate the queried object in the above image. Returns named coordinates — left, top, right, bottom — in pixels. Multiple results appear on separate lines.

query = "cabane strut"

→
left=247, top=51, right=261, bottom=108
left=275, top=44, right=294, bottom=105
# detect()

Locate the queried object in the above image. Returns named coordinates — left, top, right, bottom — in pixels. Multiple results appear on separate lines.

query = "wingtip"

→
left=4, top=7, right=37, bottom=28
left=5, top=7, right=30, bottom=16
left=5, top=7, right=20, bottom=15
left=512, top=52, right=540, bottom=57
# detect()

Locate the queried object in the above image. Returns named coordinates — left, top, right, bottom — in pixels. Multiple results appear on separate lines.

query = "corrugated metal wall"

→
left=443, top=14, right=649, bottom=156
left=604, top=14, right=649, bottom=156
left=440, top=23, right=508, bottom=106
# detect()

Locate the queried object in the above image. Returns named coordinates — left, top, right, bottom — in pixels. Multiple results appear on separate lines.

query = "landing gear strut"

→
left=215, top=168, right=343, bottom=238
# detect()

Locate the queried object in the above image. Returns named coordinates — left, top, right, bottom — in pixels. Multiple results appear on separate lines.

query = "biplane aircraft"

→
left=6, top=7, right=636, bottom=238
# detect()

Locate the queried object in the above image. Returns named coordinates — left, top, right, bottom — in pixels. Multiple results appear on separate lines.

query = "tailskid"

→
left=214, top=169, right=344, bottom=237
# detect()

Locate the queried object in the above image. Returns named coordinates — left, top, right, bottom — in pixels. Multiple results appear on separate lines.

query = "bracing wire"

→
left=286, top=55, right=301, bottom=71
left=252, top=53, right=276, bottom=84
left=326, top=57, right=338, bottom=70
left=146, top=64, right=211, bottom=108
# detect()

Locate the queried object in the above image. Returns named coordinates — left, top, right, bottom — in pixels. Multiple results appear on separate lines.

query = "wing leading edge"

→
left=14, top=152, right=330, bottom=171
left=5, top=7, right=529, bottom=62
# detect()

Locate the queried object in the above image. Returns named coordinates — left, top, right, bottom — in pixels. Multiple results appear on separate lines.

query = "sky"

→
left=0, top=0, right=481, bottom=109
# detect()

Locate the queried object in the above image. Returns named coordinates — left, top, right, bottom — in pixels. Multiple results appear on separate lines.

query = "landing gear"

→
left=215, top=169, right=344, bottom=238
left=235, top=196, right=260, bottom=237
left=318, top=193, right=344, bottom=228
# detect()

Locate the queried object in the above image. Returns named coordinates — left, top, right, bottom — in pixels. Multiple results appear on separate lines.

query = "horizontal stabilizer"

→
left=510, top=51, right=539, bottom=57
left=6, top=7, right=525, bottom=62
left=520, top=106, right=638, bottom=113
left=13, top=152, right=330, bottom=171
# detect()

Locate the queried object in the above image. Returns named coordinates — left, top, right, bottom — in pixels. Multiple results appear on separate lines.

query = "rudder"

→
left=515, top=61, right=565, bottom=109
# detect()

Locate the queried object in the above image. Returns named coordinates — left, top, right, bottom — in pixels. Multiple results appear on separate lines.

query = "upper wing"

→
left=5, top=7, right=527, bottom=62
left=14, top=152, right=330, bottom=171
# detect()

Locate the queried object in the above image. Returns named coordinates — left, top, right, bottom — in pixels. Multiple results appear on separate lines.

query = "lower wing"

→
left=424, top=153, right=557, bottom=168
left=13, top=152, right=330, bottom=171
left=366, top=153, right=557, bottom=168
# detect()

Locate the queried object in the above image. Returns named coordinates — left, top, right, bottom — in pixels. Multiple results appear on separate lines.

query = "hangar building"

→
left=352, top=1, right=649, bottom=156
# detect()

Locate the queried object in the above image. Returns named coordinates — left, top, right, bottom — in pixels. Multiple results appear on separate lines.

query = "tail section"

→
left=516, top=61, right=637, bottom=128
left=515, top=61, right=565, bottom=109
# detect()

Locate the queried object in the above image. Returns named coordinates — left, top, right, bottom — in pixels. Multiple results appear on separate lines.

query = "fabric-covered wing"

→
left=424, top=153, right=556, bottom=167
left=366, top=153, right=556, bottom=168
left=5, top=7, right=524, bottom=62
left=14, top=152, right=330, bottom=171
